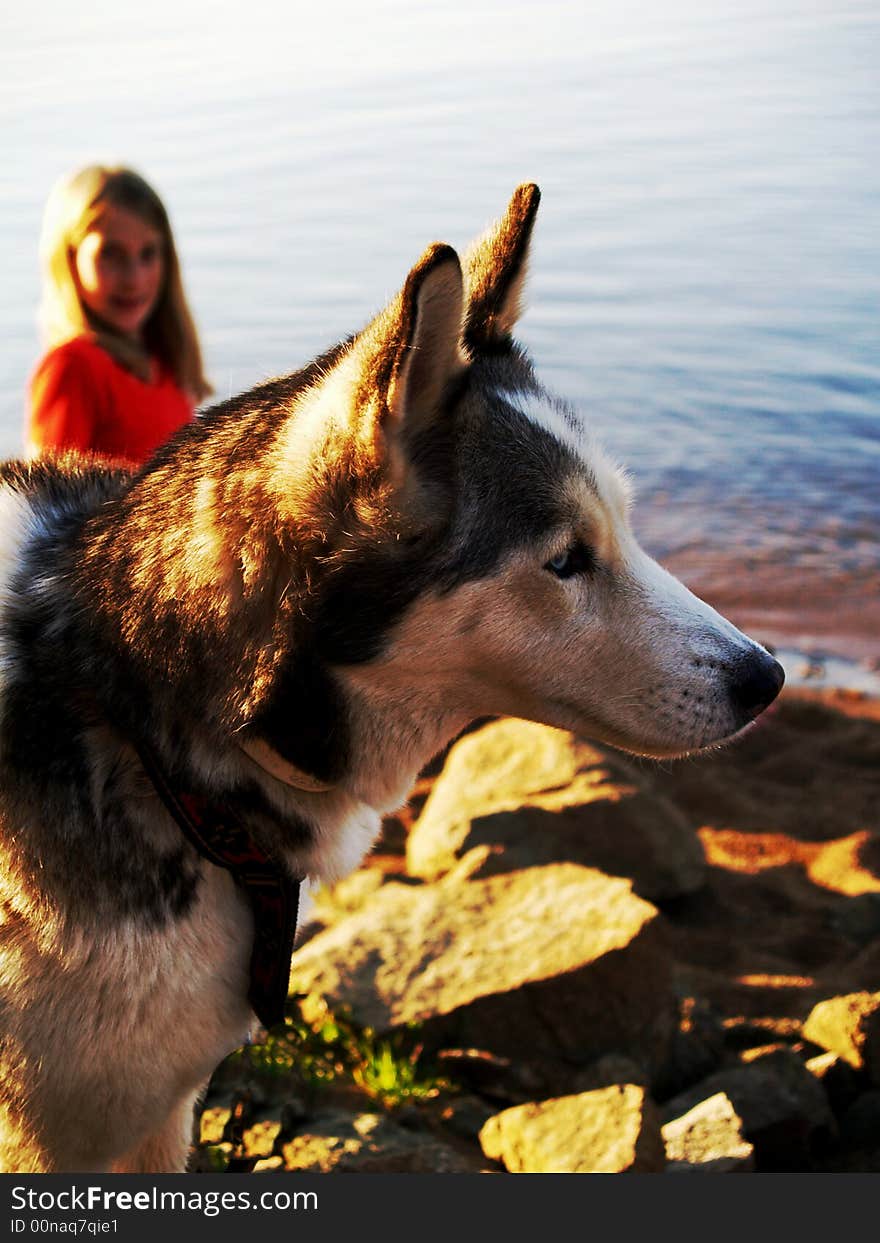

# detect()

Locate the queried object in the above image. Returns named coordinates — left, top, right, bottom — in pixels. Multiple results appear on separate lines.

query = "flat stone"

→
left=662, top=1092, right=754, bottom=1172
left=311, top=868, right=389, bottom=926
left=276, top=1110, right=479, bottom=1173
left=290, top=862, right=675, bottom=1078
left=198, top=1106, right=232, bottom=1146
left=242, top=1118, right=283, bottom=1159
left=407, top=718, right=705, bottom=901
left=803, top=992, right=880, bottom=1083
left=479, top=1086, right=665, bottom=1173
left=661, top=1048, right=833, bottom=1169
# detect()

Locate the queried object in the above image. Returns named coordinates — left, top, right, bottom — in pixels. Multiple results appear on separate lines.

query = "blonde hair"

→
left=39, top=165, right=212, bottom=403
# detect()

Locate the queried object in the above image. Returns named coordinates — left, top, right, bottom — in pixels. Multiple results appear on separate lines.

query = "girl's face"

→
left=72, top=203, right=164, bottom=340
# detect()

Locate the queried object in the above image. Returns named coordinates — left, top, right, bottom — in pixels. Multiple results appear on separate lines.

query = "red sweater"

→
left=28, top=336, right=193, bottom=466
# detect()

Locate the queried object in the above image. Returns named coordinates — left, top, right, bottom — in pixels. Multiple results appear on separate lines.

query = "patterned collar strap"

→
left=134, top=738, right=301, bottom=1031
left=238, top=737, right=335, bottom=793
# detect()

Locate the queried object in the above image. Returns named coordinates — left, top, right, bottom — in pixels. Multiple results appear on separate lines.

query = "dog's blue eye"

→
left=545, top=542, right=596, bottom=579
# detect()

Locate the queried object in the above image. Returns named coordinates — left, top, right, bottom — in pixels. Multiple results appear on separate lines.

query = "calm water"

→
left=2, top=0, right=878, bottom=683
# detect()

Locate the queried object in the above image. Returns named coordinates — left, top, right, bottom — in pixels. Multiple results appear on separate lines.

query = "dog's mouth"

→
left=724, top=691, right=783, bottom=741
left=545, top=668, right=784, bottom=761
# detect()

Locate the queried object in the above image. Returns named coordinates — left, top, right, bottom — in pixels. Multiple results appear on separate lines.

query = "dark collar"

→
left=134, top=738, right=302, bottom=1031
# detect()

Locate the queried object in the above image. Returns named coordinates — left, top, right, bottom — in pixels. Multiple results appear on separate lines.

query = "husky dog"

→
left=0, top=185, right=783, bottom=1172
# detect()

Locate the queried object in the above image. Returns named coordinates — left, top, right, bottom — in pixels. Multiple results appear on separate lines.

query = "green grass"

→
left=222, top=992, right=453, bottom=1108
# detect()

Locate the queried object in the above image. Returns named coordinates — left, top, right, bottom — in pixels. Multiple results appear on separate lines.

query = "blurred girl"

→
left=27, top=165, right=211, bottom=464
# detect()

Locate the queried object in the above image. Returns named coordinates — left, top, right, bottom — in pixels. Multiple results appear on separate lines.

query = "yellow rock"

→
left=199, top=1106, right=232, bottom=1145
left=243, top=1118, right=283, bottom=1158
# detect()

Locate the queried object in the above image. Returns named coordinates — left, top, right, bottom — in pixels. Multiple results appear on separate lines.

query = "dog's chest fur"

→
left=1, top=864, right=253, bottom=1169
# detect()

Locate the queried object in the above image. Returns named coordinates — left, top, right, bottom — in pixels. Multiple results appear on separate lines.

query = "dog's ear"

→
left=463, top=182, right=540, bottom=351
left=332, top=242, right=465, bottom=521
left=385, top=242, right=466, bottom=434
left=348, top=242, right=466, bottom=478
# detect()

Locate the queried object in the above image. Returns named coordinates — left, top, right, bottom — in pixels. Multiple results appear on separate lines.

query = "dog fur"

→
left=0, top=185, right=783, bottom=1172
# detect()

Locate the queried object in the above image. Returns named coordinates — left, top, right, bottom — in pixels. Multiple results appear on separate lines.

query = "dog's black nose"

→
left=727, top=652, right=785, bottom=721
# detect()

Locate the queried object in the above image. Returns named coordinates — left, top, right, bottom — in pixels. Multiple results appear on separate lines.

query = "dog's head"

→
left=267, top=184, right=783, bottom=764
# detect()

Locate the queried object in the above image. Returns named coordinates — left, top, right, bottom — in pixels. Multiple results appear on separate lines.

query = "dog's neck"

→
left=332, top=668, right=471, bottom=808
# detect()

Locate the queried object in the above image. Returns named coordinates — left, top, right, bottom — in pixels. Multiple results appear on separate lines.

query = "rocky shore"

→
left=195, top=688, right=880, bottom=1173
